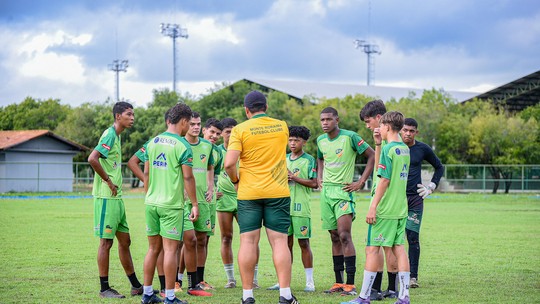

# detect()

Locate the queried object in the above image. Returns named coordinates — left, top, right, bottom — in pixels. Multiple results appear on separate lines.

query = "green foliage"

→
left=0, top=97, right=71, bottom=131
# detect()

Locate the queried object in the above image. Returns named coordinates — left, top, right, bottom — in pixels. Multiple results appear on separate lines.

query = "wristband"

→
left=375, top=143, right=381, bottom=146
left=231, top=178, right=239, bottom=184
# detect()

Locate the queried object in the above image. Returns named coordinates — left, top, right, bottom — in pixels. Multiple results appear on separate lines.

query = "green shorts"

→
left=238, top=197, right=291, bottom=234
left=94, top=198, right=129, bottom=239
left=366, top=217, right=406, bottom=247
left=406, top=206, right=423, bottom=233
left=183, top=207, right=194, bottom=231
left=208, top=202, right=217, bottom=236
left=145, top=205, right=184, bottom=241
left=320, top=185, right=356, bottom=230
left=216, top=192, right=237, bottom=213
left=187, top=202, right=211, bottom=233
left=288, top=216, right=311, bottom=239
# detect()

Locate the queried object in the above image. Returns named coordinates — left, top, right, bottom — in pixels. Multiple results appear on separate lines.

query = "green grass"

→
left=1, top=192, right=539, bottom=303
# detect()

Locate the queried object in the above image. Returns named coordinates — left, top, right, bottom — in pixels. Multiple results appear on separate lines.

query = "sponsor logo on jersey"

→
left=101, top=143, right=111, bottom=150
left=395, top=148, right=409, bottom=155
left=166, top=227, right=179, bottom=235
left=153, top=152, right=168, bottom=168
left=292, top=168, right=300, bottom=176
left=335, top=148, right=343, bottom=158
left=300, top=226, right=309, bottom=236
left=374, top=234, right=385, bottom=242
left=339, top=201, right=349, bottom=211
left=358, top=139, right=365, bottom=146
left=104, top=225, right=113, bottom=234
left=206, top=219, right=211, bottom=229
left=400, top=164, right=408, bottom=179
left=200, top=154, right=207, bottom=162
left=154, top=136, right=177, bottom=146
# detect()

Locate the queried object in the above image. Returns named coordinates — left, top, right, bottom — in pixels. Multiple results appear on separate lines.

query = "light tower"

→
left=108, top=59, right=128, bottom=101
left=354, top=40, right=381, bottom=86
left=160, top=23, right=188, bottom=93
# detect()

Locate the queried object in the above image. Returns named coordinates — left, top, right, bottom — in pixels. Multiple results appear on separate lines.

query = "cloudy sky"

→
left=1, top=0, right=539, bottom=107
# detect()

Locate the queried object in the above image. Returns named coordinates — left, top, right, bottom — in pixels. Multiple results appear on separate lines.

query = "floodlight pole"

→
left=160, top=23, right=188, bottom=93
left=108, top=60, right=128, bottom=101
left=354, top=39, right=381, bottom=86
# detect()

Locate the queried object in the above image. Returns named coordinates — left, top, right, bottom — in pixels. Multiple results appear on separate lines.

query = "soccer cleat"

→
left=340, top=296, right=371, bottom=304
left=410, top=278, right=419, bottom=288
left=266, top=283, right=280, bottom=290
left=394, top=296, right=410, bottom=304
left=187, top=284, right=212, bottom=296
left=304, top=282, right=315, bottom=292
left=99, top=288, right=126, bottom=298
left=340, top=284, right=357, bottom=296
left=323, top=282, right=344, bottom=293
left=278, top=294, right=299, bottom=304
left=370, top=288, right=383, bottom=301
left=224, top=280, right=237, bottom=288
left=199, top=281, right=215, bottom=290
left=164, top=296, right=188, bottom=304
left=174, top=281, right=183, bottom=293
left=382, top=290, right=398, bottom=299
left=241, top=297, right=256, bottom=304
left=141, top=293, right=163, bottom=304
left=253, top=281, right=260, bottom=289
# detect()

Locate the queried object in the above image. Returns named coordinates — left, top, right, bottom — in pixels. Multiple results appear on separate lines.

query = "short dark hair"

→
left=380, top=111, right=405, bottom=132
left=359, top=99, right=386, bottom=121
left=321, top=107, right=338, bottom=117
left=205, top=118, right=223, bottom=130
left=221, top=118, right=238, bottom=129
left=113, top=101, right=133, bottom=119
left=164, top=108, right=171, bottom=125
left=191, top=111, right=201, bottom=119
left=404, top=118, right=418, bottom=129
left=289, top=126, right=311, bottom=141
left=167, top=103, right=192, bottom=124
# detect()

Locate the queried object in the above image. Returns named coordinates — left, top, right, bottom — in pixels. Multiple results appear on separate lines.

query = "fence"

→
left=1, top=161, right=539, bottom=193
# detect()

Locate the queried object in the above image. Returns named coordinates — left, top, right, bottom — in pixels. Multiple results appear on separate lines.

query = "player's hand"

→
left=342, top=180, right=364, bottom=192
left=189, top=205, right=199, bottom=222
left=317, top=178, right=323, bottom=190
left=216, top=191, right=223, bottom=200
left=417, top=182, right=436, bottom=199
left=106, top=179, right=118, bottom=197
left=205, top=190, right=213, bottom=202
left=366, top=207, right=377, bottom=224
left=373, top=128, right=382, bottom=145
left=287, top=169, right=295, bottom=181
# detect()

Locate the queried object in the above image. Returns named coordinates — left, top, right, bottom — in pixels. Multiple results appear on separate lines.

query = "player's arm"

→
left=417, top=145, right=444, bottom=198
left=366, top=177, right=389, bottom=224
left=289, top=174, right=318, bottom=189
left=127, top=154, right=144, bottom=181
left=343, top=146, right=375, bottom=192
left=224, top=150, right=240, bottom=190
left=316, top=158, right=324, bottom=189
left=205, top=165, right=215, bottom=202
left=143, top=161, right=149, bottom=193
left=88, top=149, right=117, bottom=196
left=182, top=165, right=199, bottom=222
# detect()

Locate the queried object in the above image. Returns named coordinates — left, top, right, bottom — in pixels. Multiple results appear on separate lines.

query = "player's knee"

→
left=298, top=239, right=310, bottom=250
left=329, top=231, right=341, bottom=243
left=221, top=233, right=233, bottom=246
left=338, top=231, right=352, bottom=245
left=100, top=238, right=114, bottom=250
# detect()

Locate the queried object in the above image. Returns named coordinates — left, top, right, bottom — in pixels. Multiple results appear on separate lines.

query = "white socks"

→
left=360, top=270, right=377, bottom=299
left=305, top=268, right=314, bottom=285
left=398, top=271, right=410, bottom=299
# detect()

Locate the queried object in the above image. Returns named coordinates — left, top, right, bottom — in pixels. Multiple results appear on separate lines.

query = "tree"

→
left=0, top=97, right=71, bottom=131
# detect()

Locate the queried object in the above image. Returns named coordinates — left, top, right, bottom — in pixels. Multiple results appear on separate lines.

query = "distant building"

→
left=0, top=130, right=88, bottom=193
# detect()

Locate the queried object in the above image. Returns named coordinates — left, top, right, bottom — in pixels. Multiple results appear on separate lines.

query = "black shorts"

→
left=237, top=197, right=291, bottom=234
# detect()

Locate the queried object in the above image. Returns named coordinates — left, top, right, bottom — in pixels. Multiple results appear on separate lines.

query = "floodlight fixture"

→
left=354, top=39, right=381, bottom=86
left=160, top=23, right=188, bottom=93
left=108, top=59, right=129, bottom=101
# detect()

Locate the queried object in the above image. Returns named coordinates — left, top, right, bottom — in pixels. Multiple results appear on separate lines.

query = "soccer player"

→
left=141, top=103, right=197, bottom=304
left=359, top=100, right=399, bottom=300
left=225, top=90, right=298, bottom=304
left=400, top=118, right=444, bottom=288
left=317, top=107, right=374, bottom=296
left=344, top=111, right=411, bottom=304
left=88, top=101, right=142, bottom=298
left=267, top=126, right=318, bottom=292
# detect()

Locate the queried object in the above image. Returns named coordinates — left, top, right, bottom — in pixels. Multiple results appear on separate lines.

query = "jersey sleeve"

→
left=423, top=144, right=444, bottom=185
left=350, top=132, right=369, bottom=155
left=94, top=128, right=116, bottom=158
left=308, top=155, right=317, bottom=179
left=179, top=145, right=193, bottom=167
left=135, top=141, right=150, bottom=162
left=227, top=127, right=243, bottom=152
left=208, top=145, right=215, bottom=168
left=213, top=147, right=222, bottom=175
left=377, top=146, right=393, bottom=180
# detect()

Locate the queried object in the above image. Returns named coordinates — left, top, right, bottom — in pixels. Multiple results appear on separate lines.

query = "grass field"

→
left=1, top=192, right=539, bottom=304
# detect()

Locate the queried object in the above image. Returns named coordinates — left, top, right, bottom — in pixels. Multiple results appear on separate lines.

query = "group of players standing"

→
left=88, top=91, right=443, bottom=304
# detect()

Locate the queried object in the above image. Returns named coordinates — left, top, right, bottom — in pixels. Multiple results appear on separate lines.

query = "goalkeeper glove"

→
left=417, top=182, right=436, bottom=199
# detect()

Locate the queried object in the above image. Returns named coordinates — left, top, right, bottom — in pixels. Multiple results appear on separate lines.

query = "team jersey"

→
left=228, top=113, right=290, bottom=200
left=212, top=143, right=222, bottom=176
left=188, top=138, right=215, bottom=203
left=317, top=129, right=370, bottom=185
left=144, top=132, right=193, bottom=209
left=92, top=126, right=123, bottom=198
left=287, top=152, right=316, bottom=218
left=375, top=141, right=410, bottom=219
left=134, top=140, right=150, bottom=162
left=372, top=135, right=402, bottom=196
left=216, top=144, right=236, bottom=196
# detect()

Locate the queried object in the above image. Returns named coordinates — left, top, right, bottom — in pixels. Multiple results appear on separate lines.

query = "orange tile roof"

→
left=0, top=130, right=89, bottom=151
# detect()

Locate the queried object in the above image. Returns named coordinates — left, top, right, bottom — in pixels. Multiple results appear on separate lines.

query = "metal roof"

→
left=463, top=70, right=540, bottom=111
left=0, top=130, right=89, bottom=151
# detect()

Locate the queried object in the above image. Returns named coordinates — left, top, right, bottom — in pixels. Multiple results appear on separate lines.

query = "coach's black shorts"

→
left=237, top=197, right=291, bottom=234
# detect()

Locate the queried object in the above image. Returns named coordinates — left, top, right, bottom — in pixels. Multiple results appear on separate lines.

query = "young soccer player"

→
left=343, top=111, right=411, bottom=304
left=267, top=126, right=318, bottom=292
left=141, top=103, right=197, bottom=304
left=88, top=101, right=142, bottom=298
left=316, top=107, right=375, bottom=296
left=400, top=118, right=444, bottom=288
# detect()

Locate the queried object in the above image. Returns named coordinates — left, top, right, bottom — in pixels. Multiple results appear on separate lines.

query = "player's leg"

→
left=116, top=231, right=143, bottom=294
left=321, top=187, right=345, bottom=293
left=141, top=205, right=164, bottom=303
left=183, top=219, right=211, bottom=296
left=157, top=250, right=166, bottom=296
left=218, top=211, right=236, bottom=287
left=393, top=218, right=411, bottom=303
left=336, top=213, right=357, bottom=295
left=383, top=248, right=398, bottom=299
left=195, top=230, right=209, bottom=286
left=406, top=203, right=423, bottom=288
left=298, top=238, right=315, bottom=291
left=162, top=237, right=183, bottom=302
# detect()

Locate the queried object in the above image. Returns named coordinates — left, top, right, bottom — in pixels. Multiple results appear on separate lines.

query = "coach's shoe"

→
left=174, top=281, right=183, bottom=293
left=369, top=289, right=383, bottom=301
left=304, top=282, right=315, bottom=292
left=164, top=296, right=188, bottom=304
left=410, top=278, right=419, bottom=288
left=394, top=296, right=410, bottom=304
left=199, top=281, right=215, bottom=290
left=225, top=280, right=237, bottom=288
left=340, top=296, right=371, bottom=304
left=187, top=284, right=212, bottom=296
left=340, top=284, right=357, bottom=296
left=99, top=288, right=126, bottom=298
left=241, top=297, right=256, bottom=304
left=382, top=289, right=398, bottom=299
left=267, top=283, right=280, bottom=290
left=278, top=294, right=299, bottom=304
left=324, top=283, right=344, bottom=294
left=141, top=293, right=163, bottom=304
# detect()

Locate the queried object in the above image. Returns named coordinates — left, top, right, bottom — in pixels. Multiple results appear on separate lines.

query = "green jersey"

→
left=217, top=144, right=237, bottom=196
left=135, top=140, right=150, bottom=162
left=375, top=141, right=410, bottom=219
left=188, top=138, right=215, bottom=203
left=317, top=129, right=370, bottom=185
left=212, top=143, right=222, bottom=176
left=92, top=126, right=123, bottom=198
left=287, top=152, right=316, bottom=217
left=144, top=132, right=193, bottom=209
left=371, top=136, right=402, bottom=196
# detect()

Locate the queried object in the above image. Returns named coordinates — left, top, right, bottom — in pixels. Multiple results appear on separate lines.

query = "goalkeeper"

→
left=400, top=118, right=444, bottom=288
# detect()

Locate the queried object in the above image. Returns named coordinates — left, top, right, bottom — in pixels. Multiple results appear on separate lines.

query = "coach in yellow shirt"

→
left=225, top=91, right=298, bottom=304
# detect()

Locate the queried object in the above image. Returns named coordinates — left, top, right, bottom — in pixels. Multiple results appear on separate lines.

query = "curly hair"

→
left=289, top=126, right=311, bottom=141
left=167, top=103, right=192, bottom=124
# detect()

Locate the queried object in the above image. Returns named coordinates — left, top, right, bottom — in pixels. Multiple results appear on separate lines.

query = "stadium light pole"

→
left=160, top=23, right=188, bottom=93
left=108, top=59, right=129, bottom=101
left=354, top=39, right=381, bottom=86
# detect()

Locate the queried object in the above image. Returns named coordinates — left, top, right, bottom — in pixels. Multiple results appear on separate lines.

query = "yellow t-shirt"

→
left=228, top=113, right=290, bottom=200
